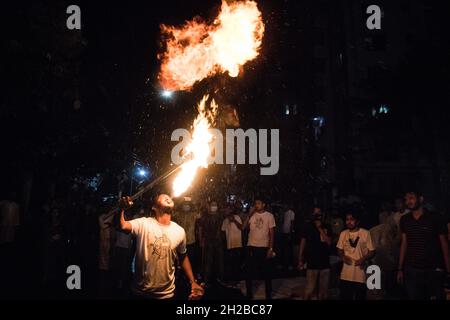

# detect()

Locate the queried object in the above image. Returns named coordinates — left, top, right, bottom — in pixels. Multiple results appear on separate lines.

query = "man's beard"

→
left=156, top=205, right=173, bottom=215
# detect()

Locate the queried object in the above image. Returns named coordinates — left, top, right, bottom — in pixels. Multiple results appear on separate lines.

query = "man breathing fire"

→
left=119, top=194, right=204, bottom=299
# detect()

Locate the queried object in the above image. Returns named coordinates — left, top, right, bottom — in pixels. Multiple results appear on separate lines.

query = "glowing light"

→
left=161, top=90, right=173, bottom=98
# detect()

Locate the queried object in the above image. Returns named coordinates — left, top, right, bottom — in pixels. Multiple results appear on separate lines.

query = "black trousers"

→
left=245, top=246, right=273, bottom=299
left=404, top=267, right=445, bottom=300
left=279, top=233, right=293, bottom=268
left=339, top=280, right=367, bottom=300
left=224, top=248, right=243, bottom=280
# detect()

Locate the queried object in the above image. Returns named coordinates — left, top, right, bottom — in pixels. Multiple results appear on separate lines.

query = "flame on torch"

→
left=172, top=95, right=218, bottom=197
left=158, top=0, right=265, bottom=91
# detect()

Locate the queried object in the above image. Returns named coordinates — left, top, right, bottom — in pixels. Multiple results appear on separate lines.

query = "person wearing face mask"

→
left=172, top=199, right=201, bottom=276
left=199, top=201, right=225, bottom=288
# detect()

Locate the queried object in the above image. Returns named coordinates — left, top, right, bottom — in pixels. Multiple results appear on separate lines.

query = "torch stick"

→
left=104, top=164, right=182, bottom=219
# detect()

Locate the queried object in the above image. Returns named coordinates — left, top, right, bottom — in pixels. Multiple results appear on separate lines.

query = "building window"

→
left=372, top=104, right=390, bottom=118
left=283, top=104, right=298, bottom=116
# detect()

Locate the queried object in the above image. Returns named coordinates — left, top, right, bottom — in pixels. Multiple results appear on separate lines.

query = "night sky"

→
left=2, top=0, right=450, bottom=209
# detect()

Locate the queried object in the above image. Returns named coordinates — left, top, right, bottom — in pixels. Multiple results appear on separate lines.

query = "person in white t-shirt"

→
left=221, top=203, right=243, bottom=281
left=243, top=197, right=276, bottom=299
left=280, top=205, right=295, bottom=270
left=118, top=194, right=204, bottom=300
left=337, top=211, right=375, bottom=300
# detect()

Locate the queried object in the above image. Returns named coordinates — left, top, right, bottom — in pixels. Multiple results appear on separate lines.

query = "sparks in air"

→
left=158, top=0, right=265, bottom=91
left=172, top=95, right=218, bottom=197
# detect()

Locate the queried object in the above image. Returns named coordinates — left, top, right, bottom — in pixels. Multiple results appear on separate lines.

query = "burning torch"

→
left=104, top=164, right=182, bottom=218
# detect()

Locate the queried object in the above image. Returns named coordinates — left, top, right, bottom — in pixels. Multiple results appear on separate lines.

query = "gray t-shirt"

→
left=130, top=217, right=186, bottom=299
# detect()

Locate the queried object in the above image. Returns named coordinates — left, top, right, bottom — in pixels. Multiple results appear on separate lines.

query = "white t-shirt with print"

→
left=221, top=215, right=242, bottom=249
left=247, top=211, right=276, bottom=248
left=336, top=228, right=375, bottom=283
left=130, top=217, right=186, bottom=299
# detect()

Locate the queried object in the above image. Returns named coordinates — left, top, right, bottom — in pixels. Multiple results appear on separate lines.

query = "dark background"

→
left=1, top=0, right=450, bottom=298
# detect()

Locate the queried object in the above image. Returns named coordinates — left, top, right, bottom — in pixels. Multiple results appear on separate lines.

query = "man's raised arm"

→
left=118, top=196, right=133, bottom=233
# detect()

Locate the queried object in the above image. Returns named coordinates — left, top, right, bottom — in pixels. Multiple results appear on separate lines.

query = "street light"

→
left=138, top=168, right=148, bottom=177
left=161, top=90, right=173, bottom=99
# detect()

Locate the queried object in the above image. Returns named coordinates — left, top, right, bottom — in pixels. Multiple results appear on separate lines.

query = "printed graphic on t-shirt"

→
left=343, top=232, right=360, bottom=254
left=255, top=217, right=264, bottom=229
left=151, top=234, right=171, bottom=260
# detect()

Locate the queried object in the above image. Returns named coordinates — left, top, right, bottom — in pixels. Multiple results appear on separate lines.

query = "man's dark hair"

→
left=254, top=195, right=267, bottom=204
left=234, top=201, right=243, bottom=211
left=152, top=194, right=174, bottom=215
left=345, top=209, right=361, bottom=222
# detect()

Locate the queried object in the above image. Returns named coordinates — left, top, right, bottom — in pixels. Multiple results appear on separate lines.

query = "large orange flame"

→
left=159, top=0, right=264, bottom=91
left=172, top=95, right=218, bottom=197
